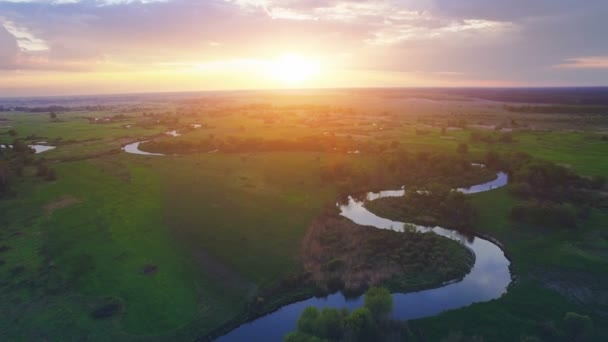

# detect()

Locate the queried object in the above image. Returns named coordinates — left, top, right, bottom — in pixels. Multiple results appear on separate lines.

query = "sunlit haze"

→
left=1, top=0, right=607, bottom=96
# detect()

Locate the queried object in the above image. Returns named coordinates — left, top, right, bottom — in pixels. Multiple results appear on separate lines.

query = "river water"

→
left=217, top=172, right=511, bottom=341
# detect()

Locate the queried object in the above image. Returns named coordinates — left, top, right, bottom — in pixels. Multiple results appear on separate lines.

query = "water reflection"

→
left=122, top=141, right=164, bottom=156
left=1, top=144, right=56, bottom=154
left=217, top=172, right=511, bottom=342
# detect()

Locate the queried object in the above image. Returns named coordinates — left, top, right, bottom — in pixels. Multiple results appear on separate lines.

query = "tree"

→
left=284, top=332, right=324, bottom=342
left=12, top=139, right=31, bottom=154
left=345, top=307, right=377, bottom=341
left=0, top=160, right=9, bottom=193
left=457, top=142, right=468, bottom=154
left=317, top=308, right=345, bottom=340
left=364, top=287, right=393, bottom=321
left=50, top=111, right=57, bottom=120
left=8, top=129, right=17, bottom=137
left=296, top=307, right=346, bottom=340
left=297, top=307, right=320, bottom=336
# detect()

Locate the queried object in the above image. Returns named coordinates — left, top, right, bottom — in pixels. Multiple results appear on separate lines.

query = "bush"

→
left=35, top=162, right=57, bottom=181
left=284, top=332, right=325, bottom=342
left=289, top=288, right=393, bottom=341
left=345, top=308, right=377, bottom=341
left=364, top=287, right=393, bottom=321
left=298, top=307, right=320, bottom=335
left=296, top=307, right=346, bottom=340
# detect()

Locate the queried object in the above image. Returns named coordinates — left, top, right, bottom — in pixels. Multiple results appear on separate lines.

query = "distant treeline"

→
left=140, top=135, right=379, bottom=155
left=0, top=105, right=106, bottom=113
left=470, top=131, right=514, bottom=143
left=504, top=104, right=608, bottom=114
left=445, top=87, right=608, bottom=105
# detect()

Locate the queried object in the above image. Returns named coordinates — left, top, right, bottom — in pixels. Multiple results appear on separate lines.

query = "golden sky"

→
left=1, top=0, right=607, bottom=96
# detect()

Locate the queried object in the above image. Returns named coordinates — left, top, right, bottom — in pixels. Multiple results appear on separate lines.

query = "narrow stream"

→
left=217, top=172, right=511, bottom=341
left=120, top=140, right=511, bottom=340
left=121, top=131, right=182, bottom=155
left=122, top=141, right=164, bottom=156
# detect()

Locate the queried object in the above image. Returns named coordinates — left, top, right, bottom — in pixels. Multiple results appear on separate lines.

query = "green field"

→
left=1, top=90, right=607, bottom=340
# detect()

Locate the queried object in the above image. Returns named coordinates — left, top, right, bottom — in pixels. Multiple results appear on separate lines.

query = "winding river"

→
left=122, top=141, right=164, bottom=156
left=216, top=172, right=511, bottom=341
left=120, top=141, right=511, bottom=341
left=121, top=131, right=182, bottom=156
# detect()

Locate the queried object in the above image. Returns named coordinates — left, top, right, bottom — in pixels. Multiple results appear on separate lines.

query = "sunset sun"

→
left=271, top=54, right=321, bottom=85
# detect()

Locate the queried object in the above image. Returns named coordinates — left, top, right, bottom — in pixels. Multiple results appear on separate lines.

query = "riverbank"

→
left=213, top=172, right=511, bottom=341
left=301, top=213, right=475, bottom=294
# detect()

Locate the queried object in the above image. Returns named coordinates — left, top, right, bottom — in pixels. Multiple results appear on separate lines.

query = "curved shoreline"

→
left=119, top=140, right=512, bottom=341
left=121, top=141, right=164, bottom=156
left=214, top=171, right=512, bottom=341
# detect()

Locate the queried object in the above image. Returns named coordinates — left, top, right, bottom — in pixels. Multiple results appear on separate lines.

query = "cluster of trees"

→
left=13, top=105, right=70, bottom=113
left=470, top=131, right=514, bottom=144
left=35, top=160, right=57, bottom=181
left=510, top=161, right=604, bottom=201
left=285, top=287, right=394, bottom=342
left=504, top=104, right=608, bottom=114
left=319, top=161, right=376, bottom=196
left=1, top=131, right=56, bottom=196
left=0, top=143, right=33, bottom=196
left=368, top=183, right=476, bottom=230
left=302, top=215, right=473, bottom=294
left=3, top=105, right=103, bottom=113
left=389, top=151, right=495, bottom=189
left=319, top=151, right=495, bottom=198
left=446, top=118, right=468, bottom=128
left=480, top=151, right=605, bottom=229
left=140, top=135, right=375, bottom=155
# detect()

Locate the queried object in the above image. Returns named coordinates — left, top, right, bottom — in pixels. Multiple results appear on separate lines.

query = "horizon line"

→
left=2, top=85, right=608, bottom=101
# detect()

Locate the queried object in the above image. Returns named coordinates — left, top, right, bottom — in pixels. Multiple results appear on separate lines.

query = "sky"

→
left=0, top=0, right=607, bottom=96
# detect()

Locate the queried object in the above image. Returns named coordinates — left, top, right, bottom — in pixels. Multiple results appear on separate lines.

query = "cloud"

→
left=0, top=25, right=19, bottom=68
left=555, top=56, right=608, bottom=69
left=2, top=19, right=49, bottom=51
left=0, top=0, right=606, bottom=91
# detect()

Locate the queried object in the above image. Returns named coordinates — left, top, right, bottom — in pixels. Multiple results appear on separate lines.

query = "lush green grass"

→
left=1, top=100, right=607, bottom=340
left=0, top=151, right=342, bottom=339
left=159, top=153, right=337, bottom=288
left=408, top=186, right=608, bottom=341
left=409, top=281, right=589, bottom=341
left=3, top=162, right=196, bottom=336
left=469, top=188, right=608, bottom=275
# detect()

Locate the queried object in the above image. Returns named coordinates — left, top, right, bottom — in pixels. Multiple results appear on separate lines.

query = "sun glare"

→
left=271, top=54, right=321, bottom=85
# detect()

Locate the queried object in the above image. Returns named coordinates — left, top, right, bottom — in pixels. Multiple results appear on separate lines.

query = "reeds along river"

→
left=216, top=172, right=511, bottom=342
